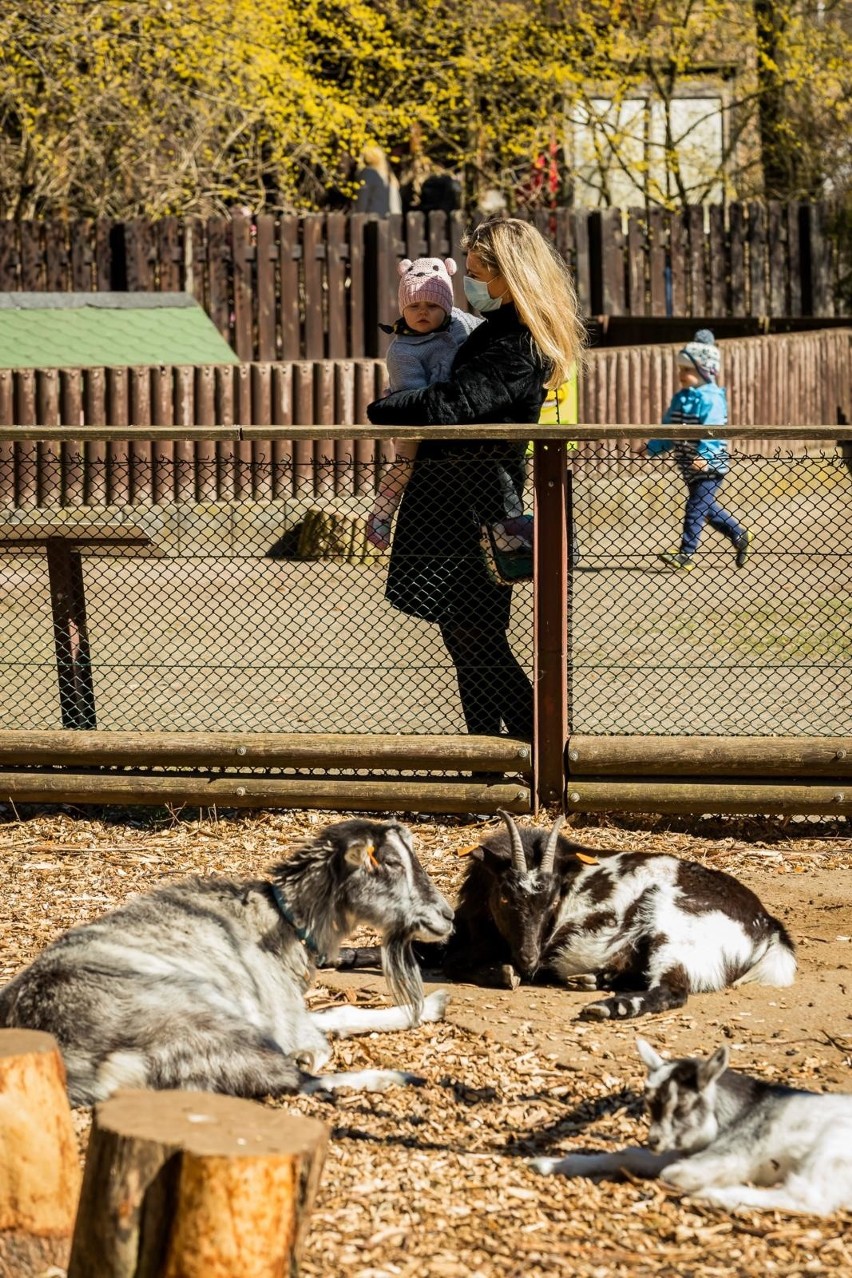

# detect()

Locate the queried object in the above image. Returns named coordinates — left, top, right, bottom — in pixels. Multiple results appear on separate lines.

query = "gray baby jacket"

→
left=385, top=308, right=482, bottom=392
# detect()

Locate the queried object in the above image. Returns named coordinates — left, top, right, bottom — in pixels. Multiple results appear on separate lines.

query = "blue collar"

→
left=269, top=883, right=324, bottom=965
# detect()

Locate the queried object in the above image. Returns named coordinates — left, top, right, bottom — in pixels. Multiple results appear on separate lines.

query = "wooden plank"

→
left=270, top=362, right=293, bottom=500
left=187, top=218, right=207, bottom=308
left=60, top=370, right=85, bottom=506
left=124, top=218, right=154, bottom=290
left=231, top=214, right=254, bottom=361
left=0, top=772, right=531, bottom=814
left=156, top=216, right=182, bottom=291
left=567, top=735, right=852, bottom=775
left=599, top=208, right=626, bottom=315
left=302, top=216, right=325, bottom=360
left=70, top=219, right=93, bottom=291
left=787, top=203, right=802, bottom=315
left=255, top=214, right=277, bottom=362
left=668, top=210, right=687, bottom=316
left=405, top=211, right=427, bottom=262
left=312, top=362, right=336, bottom=496
left=44, top=222, right=68, bottom=291
left=0, top=372, right=13, bottom=504
left=0, top=730, right=531, bottom=772
left=14, top=372, right=38, bottom=506
left=293, top=362, right=316, bottom=495
left=747, top=202, right=767, bottom=316
left=0, top=221, right=19, bottom=289
left=625, top=208, right=646, bottom=316
left=729, top=202, right=746, bottom=315
left=149, top=367, right=174, bottom=504
left=36, top=371, right=62, bottom=505
left=325, top=213, right=348, bottom=359
left=105, top=368, right=130, bottom=505
left=334, top=361, right=356, bottom=497
left=250, top=363, right=273, bottom=499
left=347, top=213, right=366, bottom=357
left=807, top=202, right=834, bottom=316
left=767, top=201, right=786, bottom=316
left=708, top=204, right=727, bottom=315
left=19, top=222, right=45, bottom=289
left=647, top=207, right=667, bottom=316
left=279, top=215, right=301, bottom=360
left=128, top=368, right=153, bottom=505
left=426, top=210, right=450, bottom=259
left=45, top=541, right=96, bottom=730
left=233, top=364, right=253, bottom=497
left=173, top=366, right=196, bottom=502
left=94, top=220, right=114, bottom=290
left=566, top=781, right=852, bottom=816
left=353, top=362, right=378, bottom=494
left=206, top=217, right=231, bottom=344
left=83, top=369, right=107, bottom=505
left=687, top=204, right=706, bottom=316
left=572, top=210, right=592, bottom=316
left=215, top=366, right=236, bottom=499
left=194, top=365, right=218, bottom=501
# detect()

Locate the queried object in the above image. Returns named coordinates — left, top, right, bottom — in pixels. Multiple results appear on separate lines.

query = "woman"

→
left=367, top=217, right=584, bottom=741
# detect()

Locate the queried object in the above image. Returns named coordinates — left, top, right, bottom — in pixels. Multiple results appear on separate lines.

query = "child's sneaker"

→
left=657, top=551, right=695, bottom=571
left=734, top=529, right=752, bottom=568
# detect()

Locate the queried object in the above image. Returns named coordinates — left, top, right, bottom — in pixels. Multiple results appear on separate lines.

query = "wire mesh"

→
left=1, top=439, right=850, bottom=740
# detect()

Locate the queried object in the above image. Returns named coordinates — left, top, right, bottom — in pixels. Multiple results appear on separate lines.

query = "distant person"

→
left=354, top=145, right=402, bottom=216
left=648, top=329, right=751, bottom=572
left=366, top=257, right=481, bottom=549
left=418, top=171, right=462, bottom=216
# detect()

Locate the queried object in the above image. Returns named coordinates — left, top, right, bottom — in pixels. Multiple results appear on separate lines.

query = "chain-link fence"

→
left=1, top=435, right=850, bottom=741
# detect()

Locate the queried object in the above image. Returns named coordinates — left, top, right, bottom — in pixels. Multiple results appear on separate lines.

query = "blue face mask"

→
left=463, top=274, right=505, bottom=313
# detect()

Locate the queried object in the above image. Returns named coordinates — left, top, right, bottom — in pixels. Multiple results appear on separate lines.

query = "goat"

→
left=0, top=817, right=454, bottom=1105
left=534, top=1038, right=852, bottom=1215
left=431, top=811, right=795, bottom=1018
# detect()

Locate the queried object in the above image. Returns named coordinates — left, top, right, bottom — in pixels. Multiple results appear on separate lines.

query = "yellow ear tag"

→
left=575, top=851, right=599, bottom=866
left=365, top=844, right=381, bottom=871
left=457, top=844, right=479, bottom=857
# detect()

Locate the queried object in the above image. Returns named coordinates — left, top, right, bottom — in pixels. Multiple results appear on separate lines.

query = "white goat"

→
left=534, top=1039, right=852, bottom=1216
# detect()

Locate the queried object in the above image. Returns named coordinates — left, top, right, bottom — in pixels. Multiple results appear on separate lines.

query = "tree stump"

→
left=0, top=1028, right=82, bottom=1278
left=68, top=1090, right=329, bottom=1278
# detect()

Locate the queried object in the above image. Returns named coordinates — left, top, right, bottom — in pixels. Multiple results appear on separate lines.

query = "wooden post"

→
left=45, top=539, right=96, bottom=730
left=533, top=439, right=569, bottom=809
left=0, top=1029, right=82, bottom=1278
left=67, top=1090, right=328, bottom=1278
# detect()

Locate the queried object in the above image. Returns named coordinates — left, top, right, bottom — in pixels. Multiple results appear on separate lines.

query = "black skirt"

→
left=385, top=441, right=527, bottom=627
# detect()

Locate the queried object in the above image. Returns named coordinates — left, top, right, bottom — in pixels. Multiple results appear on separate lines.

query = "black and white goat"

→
left=534, top=1039, right=852, bottom=1215
left=0, top=818, right=453, bottom=1105
left=434, top=812, right=795, bottom=1018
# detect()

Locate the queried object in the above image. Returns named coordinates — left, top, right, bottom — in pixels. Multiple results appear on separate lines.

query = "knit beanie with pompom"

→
left=677, top=328, right=721, bottom=381
left=398, top=257, right=456, bottom=315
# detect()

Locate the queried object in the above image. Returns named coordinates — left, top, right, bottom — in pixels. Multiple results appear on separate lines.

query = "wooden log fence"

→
left=0, top=203, right=846, bottom=362
left=0, top=329, right=848, bottom=506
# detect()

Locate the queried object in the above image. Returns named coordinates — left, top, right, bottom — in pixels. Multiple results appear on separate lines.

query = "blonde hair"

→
left=360, top=144, right=390, bottom=180
left=462, top=217, right=586, bottom=389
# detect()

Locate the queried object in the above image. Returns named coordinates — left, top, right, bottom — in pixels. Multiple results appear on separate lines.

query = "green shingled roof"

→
left=0, top=293, right=239, bottom=368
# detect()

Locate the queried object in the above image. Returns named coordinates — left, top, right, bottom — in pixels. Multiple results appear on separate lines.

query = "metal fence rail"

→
left=1, top=425, right=850, bottom=812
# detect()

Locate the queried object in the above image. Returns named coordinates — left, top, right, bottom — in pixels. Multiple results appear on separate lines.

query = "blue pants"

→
left=680, top=476, right=743, bottom=556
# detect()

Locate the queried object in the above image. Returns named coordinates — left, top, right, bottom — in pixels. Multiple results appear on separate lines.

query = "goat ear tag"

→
left=575, top=851, right=599, bottom=865
left=457, top=844, right=478, bottom=857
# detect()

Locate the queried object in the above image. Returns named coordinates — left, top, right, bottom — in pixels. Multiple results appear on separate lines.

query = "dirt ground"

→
left=0, top=804, right=850, bottom=1276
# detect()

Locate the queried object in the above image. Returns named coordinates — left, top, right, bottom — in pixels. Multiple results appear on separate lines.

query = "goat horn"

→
left=497, top=809, right=527, bottom=873
left=539, top=815, right=565, bottom=874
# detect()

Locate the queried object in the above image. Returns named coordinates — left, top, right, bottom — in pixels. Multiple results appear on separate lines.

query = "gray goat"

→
left=431, top=811, right=795, bottom=1018
left=0, top=817, right=453, bottom=1105
left=534, top=1039, right=852, bottom=1215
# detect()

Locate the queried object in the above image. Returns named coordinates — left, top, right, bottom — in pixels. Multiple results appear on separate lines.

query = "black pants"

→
left=439, top=620, right=533, bottom=739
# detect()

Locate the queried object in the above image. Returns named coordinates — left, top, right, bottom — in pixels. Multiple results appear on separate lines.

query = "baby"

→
left=366, top=257, right=480, bottom=548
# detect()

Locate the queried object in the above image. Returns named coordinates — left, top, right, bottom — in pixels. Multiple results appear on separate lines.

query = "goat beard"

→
left=381, top=930, right=425, bottom=1025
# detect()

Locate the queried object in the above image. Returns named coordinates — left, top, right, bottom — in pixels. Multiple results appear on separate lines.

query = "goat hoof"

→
left=500, top=964, right=521, bottom=990
left=420, top=989, right=449, bottom=1022
left=579, top=1001, right=612, bottom=1021
left=530, top=1156, right=558, bottom=1175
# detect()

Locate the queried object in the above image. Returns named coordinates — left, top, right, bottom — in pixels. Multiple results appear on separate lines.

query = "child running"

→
left=366, top=257, right=480, bottom=548
left=648, top=328, right=751, bottom=571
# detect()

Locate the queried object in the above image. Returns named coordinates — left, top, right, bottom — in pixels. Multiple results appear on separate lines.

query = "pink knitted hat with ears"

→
left=398, top=257, right=456, bottom=315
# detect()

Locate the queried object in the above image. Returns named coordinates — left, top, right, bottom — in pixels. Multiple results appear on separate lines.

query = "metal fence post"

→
left=533, top=439, right=569, bottom=810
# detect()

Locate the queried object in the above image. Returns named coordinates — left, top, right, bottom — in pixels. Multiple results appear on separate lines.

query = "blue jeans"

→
left=680, top=476, right=744, bottom=556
